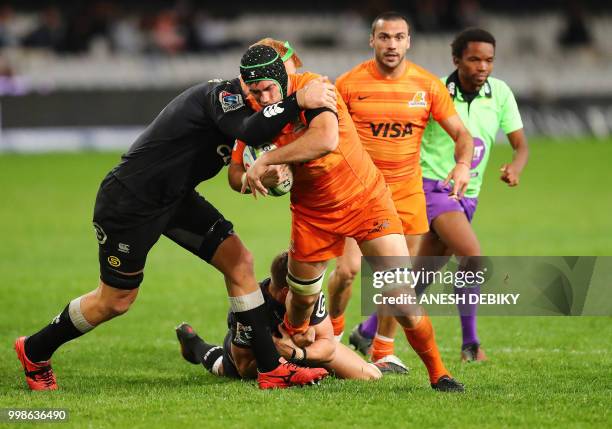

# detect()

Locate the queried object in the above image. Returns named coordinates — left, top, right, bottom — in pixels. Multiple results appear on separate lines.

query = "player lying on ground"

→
left=232, top=44, right=464, bottom=391
left=176, top=252, right=382, bottom=381
left=14, top=48, right=336, bottom=390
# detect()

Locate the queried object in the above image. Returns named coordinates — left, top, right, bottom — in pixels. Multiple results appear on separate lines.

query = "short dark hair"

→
left=451, top=28, right=496, bottom=58
left=371, top=11, right=410, bottom=35
left=270, top=251, right=289, bottom=289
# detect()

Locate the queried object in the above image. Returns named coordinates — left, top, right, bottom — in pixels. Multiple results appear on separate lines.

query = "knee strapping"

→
left=286, top=270, right=326, bottom=295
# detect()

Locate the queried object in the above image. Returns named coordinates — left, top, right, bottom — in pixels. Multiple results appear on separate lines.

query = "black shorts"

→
left=93, top=173, right=234, bottom=289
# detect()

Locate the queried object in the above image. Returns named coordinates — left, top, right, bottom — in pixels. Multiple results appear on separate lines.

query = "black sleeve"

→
left=210, top=83, right=301, bottom=146
left=304, top=107, right=337, bottom=125
left=309, top=292, right=328, bottom=326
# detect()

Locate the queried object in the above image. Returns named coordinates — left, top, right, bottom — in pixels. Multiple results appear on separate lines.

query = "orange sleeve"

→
left=430, top=78, right=457, bottom=122
left=335, top=71, right=351, bottom=105
left=231, top=139, right=246, bottom=164
left=290, top=71, right=322, bottom=92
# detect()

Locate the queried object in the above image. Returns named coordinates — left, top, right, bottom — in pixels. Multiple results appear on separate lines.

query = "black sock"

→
left=25, top=304, right=85, bottom=362
left=200, top=344, right=224, bottom=373
left=233, top=304, right=280, bottom=373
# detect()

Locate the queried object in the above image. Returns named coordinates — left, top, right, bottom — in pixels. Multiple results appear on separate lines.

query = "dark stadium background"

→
left=0, top=0, right=611, bottom=147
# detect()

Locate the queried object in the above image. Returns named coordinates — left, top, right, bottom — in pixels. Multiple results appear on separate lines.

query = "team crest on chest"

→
left=408, top=91, right=428, bottom=107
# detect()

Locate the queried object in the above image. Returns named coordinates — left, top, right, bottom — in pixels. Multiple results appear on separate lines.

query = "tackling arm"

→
left=215, top=77, right=337, bottom=146
left=301, top=316, right=336, bottom=364
left=228, top=162, right=247, bottom=193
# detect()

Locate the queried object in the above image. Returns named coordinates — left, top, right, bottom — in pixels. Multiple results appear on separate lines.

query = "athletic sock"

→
left=359, top=313, right=378, bottom=339
left=230, top=290, right=281, bottom=373
left=330, top=314, right=345, bottom=337
left=282, top=313, right=310, bottom=336
left=455, top=284, right=480, bottom=346
left=371, top=334, right=395, bottom=362
left=25, top=297, right=94, bottom=363
left=403, top=315, right=449, bottom=384
left=199, top=344, right=224, bottom=375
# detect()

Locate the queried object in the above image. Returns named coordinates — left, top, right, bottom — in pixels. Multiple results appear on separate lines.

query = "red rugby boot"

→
left=14, top=336, right=58, bottom=391
left=257, top=360, right=328, bottom=389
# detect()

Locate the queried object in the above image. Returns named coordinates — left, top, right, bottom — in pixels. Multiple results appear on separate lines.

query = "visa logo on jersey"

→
left=369, top=122, right=413, bottom=138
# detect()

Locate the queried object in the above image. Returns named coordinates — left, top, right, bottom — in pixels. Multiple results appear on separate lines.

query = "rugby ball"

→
left=242, top=143, right=293, bottom=196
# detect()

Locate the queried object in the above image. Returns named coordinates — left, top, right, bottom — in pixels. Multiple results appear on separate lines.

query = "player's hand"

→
left=241, top=155, right=269, bottom=198
left=273, top=324, right=300, bottom=359
left=297, top=76, right=337, bottom=113
left=500, top=163, right=520, bottom=186
left=291, top=326, right=316, bottom=347
left=444, top=162, right=471, bottom=199
left=261, top=164, right=291, bottom=188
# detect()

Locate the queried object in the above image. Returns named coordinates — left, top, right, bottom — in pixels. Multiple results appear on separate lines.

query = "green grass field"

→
left=1, top=139, right=611, bottom=428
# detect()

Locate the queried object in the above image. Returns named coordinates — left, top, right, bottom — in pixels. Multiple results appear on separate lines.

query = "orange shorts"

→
left=387, top=176, right=429, bottom=236
left=290, top=185, right=403, bottom=262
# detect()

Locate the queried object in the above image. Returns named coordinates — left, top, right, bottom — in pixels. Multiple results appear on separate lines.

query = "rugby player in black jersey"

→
left=15, top=61, right=336, bottom=391
left=176, top=252, right=381, bottom=382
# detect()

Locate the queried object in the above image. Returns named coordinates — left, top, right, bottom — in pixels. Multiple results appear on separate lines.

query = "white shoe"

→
left=372, top=355, right=409, bottom=374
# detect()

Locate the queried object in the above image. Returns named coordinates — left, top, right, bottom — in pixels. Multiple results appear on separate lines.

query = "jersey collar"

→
left=445, top=70, right=492, bottom=101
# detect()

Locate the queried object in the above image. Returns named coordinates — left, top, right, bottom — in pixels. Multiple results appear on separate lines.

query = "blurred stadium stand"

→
left=0, top=0, right=611, bottom=151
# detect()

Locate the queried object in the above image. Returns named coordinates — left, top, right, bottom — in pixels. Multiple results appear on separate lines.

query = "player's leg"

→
left=164, top=191, right=327, bottom=387
left=368, top=233, right=422, bottom=369
left=284, top=257, right=328, bottom=336
left=175, top=322, right=228, bottom=375
left=359, top=230, right=461, bottom=389
left=430, top=210, right=486, bottom=361
left=16, top=175, right=157, bottom=391
left=359, top=234, right=412, bottom=373
left=327, top=238, right=362, bottom=340
left=323, top=343, right=382, bottom=380
left=16, top=279, right=140, bottom=391
left=283, top=212, right=342, bottom=338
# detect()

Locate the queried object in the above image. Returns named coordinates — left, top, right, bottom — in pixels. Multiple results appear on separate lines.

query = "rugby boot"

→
left=14, top=336, right=58, bottom=391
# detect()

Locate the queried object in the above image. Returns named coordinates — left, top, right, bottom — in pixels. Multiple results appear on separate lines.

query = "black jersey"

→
left=228, top=278, right=327, bottom=344
left=110, top=78, right=301, bottom=206
left=260, top=278, right=327, bottom=335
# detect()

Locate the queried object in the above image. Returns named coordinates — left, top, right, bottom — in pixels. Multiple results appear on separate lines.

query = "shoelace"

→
left=282, top=361, right=301, bottom=371
left=40, top=371, right=55, bottom=387
left=31, top=367, right=55, bottom=387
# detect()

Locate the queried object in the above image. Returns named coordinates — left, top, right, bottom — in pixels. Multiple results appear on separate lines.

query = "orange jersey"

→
left=336, top=59, right=457, bottom=183
left=234, top=71, right=384, bottom=214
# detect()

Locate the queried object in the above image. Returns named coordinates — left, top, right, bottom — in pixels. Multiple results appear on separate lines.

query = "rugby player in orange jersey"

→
left=330, top=12, right=474, bottom=373
left=232, top=43, right=464, bottom=391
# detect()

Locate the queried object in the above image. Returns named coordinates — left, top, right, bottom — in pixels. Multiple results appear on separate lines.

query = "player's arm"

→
left=274, top=320, right=335, bottom=364
left=242, top=110, right=339, bottom=196
left=228, top=162, right=247, bottom=193
left=228, top=140, right=290, bottom=193
left=302, top=316, right=336, bottom=364
left=500, top=128, right=529, bottom=186
left=437, top=114, right=474, bottom=198
left=228, top=140, right=248, bottom=193
left=214, top=78, right=337, bottom=146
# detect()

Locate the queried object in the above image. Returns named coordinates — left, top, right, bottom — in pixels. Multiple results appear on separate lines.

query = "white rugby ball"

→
left=242, top=143, right=293, bottom=196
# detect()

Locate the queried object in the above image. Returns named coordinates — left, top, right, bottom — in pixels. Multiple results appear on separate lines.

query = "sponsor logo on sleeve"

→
left=263, top=103, right=285, bottom=118
left=219, top=91, right=244, bottom=112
